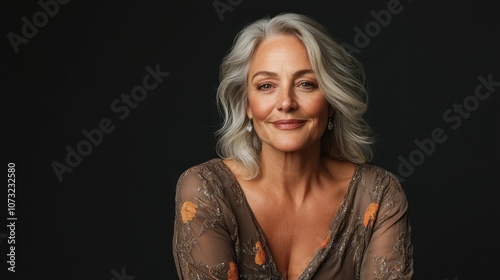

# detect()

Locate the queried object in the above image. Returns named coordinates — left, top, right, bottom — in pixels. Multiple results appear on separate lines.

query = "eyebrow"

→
left=250, top=69, right=315, bottom=81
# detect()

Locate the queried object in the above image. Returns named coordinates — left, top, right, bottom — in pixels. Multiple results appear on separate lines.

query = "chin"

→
left=269, top=141, right=310, bottom=153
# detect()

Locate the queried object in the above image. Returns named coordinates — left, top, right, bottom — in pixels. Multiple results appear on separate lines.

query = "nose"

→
left=276, top=86, right=298, bottom=112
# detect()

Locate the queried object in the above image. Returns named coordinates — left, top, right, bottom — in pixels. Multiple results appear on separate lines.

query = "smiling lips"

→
left=272, top=119, right=306, bottom=130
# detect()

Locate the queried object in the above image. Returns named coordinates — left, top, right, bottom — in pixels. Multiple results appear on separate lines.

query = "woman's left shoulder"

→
left=355, top=162, right=405, bottom=194
left=350, top=163, right=411, bottom=220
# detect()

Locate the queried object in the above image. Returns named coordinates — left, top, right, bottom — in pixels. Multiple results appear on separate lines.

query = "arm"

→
left=360, top=175, right=414, bottom=280
left=172, top=168, right=239, bottom=279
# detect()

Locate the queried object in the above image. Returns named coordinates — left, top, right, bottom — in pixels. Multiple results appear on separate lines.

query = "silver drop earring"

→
left=327, top=117, right=333, bottom=131
left=246, top=119, right=253, bottom=132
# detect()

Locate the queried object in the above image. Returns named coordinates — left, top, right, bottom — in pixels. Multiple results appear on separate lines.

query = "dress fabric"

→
left=172, top=158, right=413, bottom=279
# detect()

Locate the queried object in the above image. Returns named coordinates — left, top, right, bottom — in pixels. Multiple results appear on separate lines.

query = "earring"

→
left=327, top=117, right=333, bottom=131
left=246, top=119, right=253, bottom=132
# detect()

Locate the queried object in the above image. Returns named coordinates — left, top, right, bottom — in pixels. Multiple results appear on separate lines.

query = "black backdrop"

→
left=2, top=0, right=499, bottom=279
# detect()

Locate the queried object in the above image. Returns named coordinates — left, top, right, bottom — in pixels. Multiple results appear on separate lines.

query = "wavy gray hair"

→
left=215, top=12, right=373, bottom=179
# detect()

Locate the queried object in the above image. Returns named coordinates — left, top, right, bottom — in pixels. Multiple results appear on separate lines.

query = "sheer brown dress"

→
left=172, top=158, right=413, bottom=279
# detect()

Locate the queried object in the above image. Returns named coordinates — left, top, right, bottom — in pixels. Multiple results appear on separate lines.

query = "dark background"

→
left=2, top=0, right=499, bottom=279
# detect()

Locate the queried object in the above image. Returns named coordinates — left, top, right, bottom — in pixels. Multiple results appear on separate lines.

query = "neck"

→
left=256, top=146, right=328, bottom=202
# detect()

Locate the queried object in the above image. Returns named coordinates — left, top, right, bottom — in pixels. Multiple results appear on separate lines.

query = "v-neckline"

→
left=217, top=158, right=361, bottom=279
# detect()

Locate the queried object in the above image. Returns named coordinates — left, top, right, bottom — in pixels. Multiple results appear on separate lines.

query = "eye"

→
left=298, top=81, right=317, bottom=90
left=257, top=83, right=274, bottom=91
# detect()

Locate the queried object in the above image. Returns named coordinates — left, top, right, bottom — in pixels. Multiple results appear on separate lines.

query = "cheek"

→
left=247, top=96, right=274, bottom=120
left=304, top=98, right=330, bottom=119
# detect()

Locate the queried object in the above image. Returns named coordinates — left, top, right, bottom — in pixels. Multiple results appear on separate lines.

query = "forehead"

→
left=249, top=35, right=312, bottom=71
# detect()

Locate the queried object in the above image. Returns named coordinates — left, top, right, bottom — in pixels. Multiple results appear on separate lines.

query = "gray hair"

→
left=215, top=12, right=373, bottom=179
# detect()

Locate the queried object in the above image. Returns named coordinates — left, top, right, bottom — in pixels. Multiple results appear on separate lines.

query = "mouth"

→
left=272, top=119, right=306, bottom=130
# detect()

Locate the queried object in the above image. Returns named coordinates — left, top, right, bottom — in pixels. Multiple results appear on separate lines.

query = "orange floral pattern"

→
left=363, top=203, right=379, bottom=227
left=255, top=241, right=266, bottom=266
left=227, top=261, right=238, bottom=280
left=180, top=201, right=197, bottom=223
left=320, top=230, right=332, bottom=249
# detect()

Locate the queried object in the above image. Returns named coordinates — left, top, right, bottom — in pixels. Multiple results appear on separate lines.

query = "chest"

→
left=243, top=189, right=345, bottom=279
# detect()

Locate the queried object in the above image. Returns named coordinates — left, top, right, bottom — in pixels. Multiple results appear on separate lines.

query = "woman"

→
left=172, top=12, right=413, bottom=279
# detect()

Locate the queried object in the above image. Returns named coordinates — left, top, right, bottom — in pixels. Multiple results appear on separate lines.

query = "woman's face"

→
left=246, top=34, right=331, bottom=153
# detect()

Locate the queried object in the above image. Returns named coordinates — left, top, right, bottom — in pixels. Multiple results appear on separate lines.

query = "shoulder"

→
left=175, top=158, right=231, bottom=201
left=355, top=163, right=407, bottom=202
left=357, top=163, right=402, bottom=188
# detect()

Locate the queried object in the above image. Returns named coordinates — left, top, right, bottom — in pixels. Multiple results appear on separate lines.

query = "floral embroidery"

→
left=363, top=203, right=379, bottom=227
left=227, top=261, right=239, bottom=280
left=254, top=241, right=266, bottom=266
left=181, top=201, right=197, bottom=223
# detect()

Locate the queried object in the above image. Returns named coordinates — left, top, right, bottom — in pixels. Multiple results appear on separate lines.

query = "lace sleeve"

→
left=172, top=168, right=239, bottom=279
left=360, top=175, right=414, bottom=279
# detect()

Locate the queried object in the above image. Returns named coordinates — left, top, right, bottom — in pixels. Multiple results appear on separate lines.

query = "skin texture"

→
left=224, top=35, right=356, bottom=279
